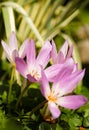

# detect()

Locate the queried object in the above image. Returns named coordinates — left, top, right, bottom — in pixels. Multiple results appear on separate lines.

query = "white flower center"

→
left=30, top=69, right=41, bottom=80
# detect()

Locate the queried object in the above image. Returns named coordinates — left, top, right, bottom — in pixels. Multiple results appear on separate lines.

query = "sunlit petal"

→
left=9, top=31, right=18, bottom=51
left=67, top=45, right=73, bottom=58
left=37, top=41, right=52, bottom=68
left=40, top=67, right=50, bottom=99
left=27, top=39, right=36, bottom=66
left=45, top=64, right=63, bottom=82
left=15, top=57, right=28, bottom=78
left=12, top=50, right=19, bottom=62
left=19, top=39, right=29, bottom=58
left=58, top=69, right=85, bottom=96
left=55, top=58, right=75, bottom=82
left=1, top=40, right=12, bottom=62
left=57, top=95, right=88, bottom=109
left=27, top=74, right=37, bottom=82
left=57, top=51, right=65, bottom=63
left=59, top=40, right=68, bottom=58
left=48, top=102, right=61, bottom=119
left=51, top=40, right=58, bottom=64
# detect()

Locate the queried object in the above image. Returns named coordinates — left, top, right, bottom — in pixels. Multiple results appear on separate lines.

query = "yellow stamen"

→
left=48, top=95, right=57, bottom=102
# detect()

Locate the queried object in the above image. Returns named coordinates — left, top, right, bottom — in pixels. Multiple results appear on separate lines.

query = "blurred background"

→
left=0, top=0, right=89, bottom=87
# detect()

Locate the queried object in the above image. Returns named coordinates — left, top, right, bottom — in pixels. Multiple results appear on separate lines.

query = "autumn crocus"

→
left=15, top=40, right=52, bottom=82
left=1, top=31, right=29, bottom=66
left=51, top=40, right=73, bottom=64
left=40, top=66, right=87, bottom=119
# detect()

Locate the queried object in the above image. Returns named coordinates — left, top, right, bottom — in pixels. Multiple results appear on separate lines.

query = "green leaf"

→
left=77, top=102, right=89, bottom=117
left=56, top=124, right=63, bottom=130
left=68, top=114, right=82, bottom=128
left=75, top=85, right=89, bottom=99
left=83, top=116, right=89, bottom=127
left=39, top=122, right=51, bottom=130
left=0, top=119, right=22, bottom=130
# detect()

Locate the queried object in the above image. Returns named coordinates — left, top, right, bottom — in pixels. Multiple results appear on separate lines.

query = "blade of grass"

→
left=24, top=2, right=40, bottom=39
left=39, top=0, right=63, bottom=32
left=2, top=7, right=16, bottom=38
left=43, top=9, right=79, bottom=41
left=0, top=2, right=44, bottom=46
left=30, top=0, right=51, bottom=39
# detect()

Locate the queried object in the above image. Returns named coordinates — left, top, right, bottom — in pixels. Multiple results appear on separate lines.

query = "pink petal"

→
left=27, top=39, right=36, bottom=66
left=9, top=31, right=18, bottom=51
left=12, top=50, right=19, bottom=62
left=67, top=45, right=73, bottom=58
left=72, top=63, right=78, bottom=73
left=45, top=64, right=63, bottom=82
left=59, top=40, right=68, bottom=58
left=57, top=51, right=65, bottom=63
left=57, top=69, right=85, bottom=96
left=1, top=40, right=12, bottom=62
left=40, top=67, right=50, bottom=99
left=15, top=57, right=28, bottom=78
left=51, top=40, right=58, bottom=64
left=37, top=41, right=52, bottom=68
left=48, top=102, right=61, bottom=119
left=57, top=45, right=73, bottom=64
left=19, top=39, right=30, bottom=58
left=45, top=58, right=75, bottom=82
left=57, top=95, right=88, bottom=109
left=27, top=74, right=37, bottom=82
left=55, top=58, right=75, bottom=82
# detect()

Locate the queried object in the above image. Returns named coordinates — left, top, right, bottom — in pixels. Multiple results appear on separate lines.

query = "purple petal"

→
left=45, top=58, right=75, bottom=82
left=27, top=74, right=37, bottom=82
left=40, top=67, right=50, bottom=99
left=73, top=63, right=78, bottom=73
left=15, top=57, right=28, bottom=78
left=55, top=58, right=75, bottom=82
left=37, top=41, right=52, bottom=68
left=19, top=39, right=30, bottom=58
left=57, top=95, right=88, bottom=109
left=57, top=45, right=73, bottom=63
left=1, top=40, right=13, bottom=62
left=27, top=39, right=36, bottom=66
left=67, top=45, right=73, bottom=58
left=48, top=102, right=61, bottom=119
left=51, top=40, right=58, bottom=64
left=57, top=51, right=65, bottom=63
left=59, top=40, right=68, bottom=58
left=57, top=69, right=85, bottom=96
left=45, top=64, right=63, bottom=82
left=12, top=50, right=19, bottom=62
left=9, top=31, right=18, bottom=51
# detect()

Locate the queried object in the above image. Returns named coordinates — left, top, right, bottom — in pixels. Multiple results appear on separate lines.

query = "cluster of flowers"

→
left=1, top=32, right=88, bottom=119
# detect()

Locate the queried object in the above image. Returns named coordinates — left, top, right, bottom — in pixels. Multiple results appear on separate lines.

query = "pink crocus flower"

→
left=45, top=57, right=76, bottom=82
left=15, top=40, right=52, bottom=82
left=1, top=31, right=29, bottom=65
left=40, top=66, right=88, bottom=119
left=43, top=39, right=74, bottom=82
left=51, top=40, right=73, bottom=64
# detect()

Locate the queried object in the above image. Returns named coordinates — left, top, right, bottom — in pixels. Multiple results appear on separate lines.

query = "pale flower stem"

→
left=29, top=100, right=47, bottom=116
left=8, top=67, right=15, bottom=111
left=15, top=70, right=21, bottom=86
